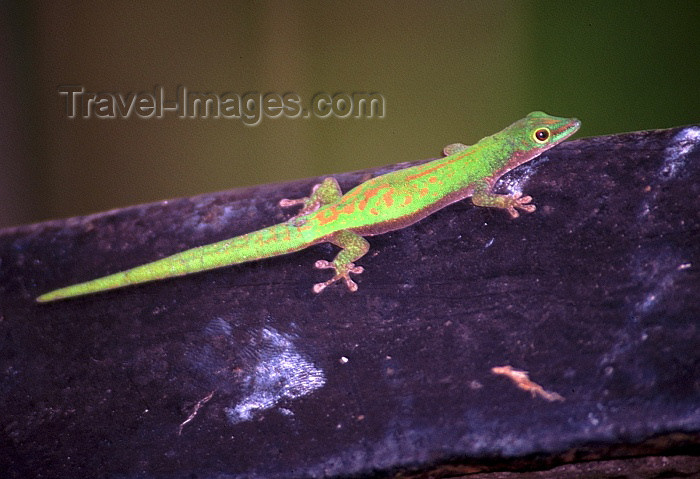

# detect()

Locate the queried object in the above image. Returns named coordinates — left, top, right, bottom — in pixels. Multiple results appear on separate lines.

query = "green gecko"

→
left=36, top=111, right=580, bottom=302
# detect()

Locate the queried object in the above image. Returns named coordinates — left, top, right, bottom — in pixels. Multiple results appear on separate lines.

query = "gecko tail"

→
left=36, top=222, right=316, bottom=302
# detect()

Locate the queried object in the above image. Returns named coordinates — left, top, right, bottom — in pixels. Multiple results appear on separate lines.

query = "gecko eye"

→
left=533, top=128, right=550, bottom=143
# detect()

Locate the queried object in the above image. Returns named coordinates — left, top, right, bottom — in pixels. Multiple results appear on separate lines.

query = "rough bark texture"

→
left=1, top=125, right=699, bottom=478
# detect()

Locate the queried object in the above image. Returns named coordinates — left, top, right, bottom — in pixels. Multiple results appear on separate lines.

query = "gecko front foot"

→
left=280, top=178, right=344, bottom=226
left=504, top=192, right=535, bottom=218
left=471, top=181, right=537, bottom=219
left=279, top=193, right=319, bottom=226
left=312, top=260, right=364, bottom=293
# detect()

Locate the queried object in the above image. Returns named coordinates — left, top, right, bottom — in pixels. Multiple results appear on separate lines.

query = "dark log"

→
left=1, top=124, right=699, bottom=478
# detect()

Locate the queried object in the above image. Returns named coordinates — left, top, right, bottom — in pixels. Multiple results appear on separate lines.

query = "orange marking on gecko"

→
left=315, top=207, right=340, bottom=226
left=402, top=196, right=412, bottom=206
left=254, top=232, right=264, bottom=246
left=419, top=188, right=429, bottom=197
left=315, top=201, right=358, bottom=226
left=382, top=189, right=395, bottom=207
left=356, top=185, right=387, bottom=211
left=261, top=232, right=276, bottom=245
left=405, top=143, right=484, bottom=182
left=370, top=208, right=379, bottom=215
left=404, top=154, right=463, bottom=181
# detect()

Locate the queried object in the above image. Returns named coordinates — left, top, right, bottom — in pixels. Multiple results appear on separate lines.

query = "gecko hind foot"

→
left=312, top=260, right=364, bottom=293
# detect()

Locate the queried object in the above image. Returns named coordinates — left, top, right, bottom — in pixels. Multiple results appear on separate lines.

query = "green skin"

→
left=36, top=112, right=580, bottom=302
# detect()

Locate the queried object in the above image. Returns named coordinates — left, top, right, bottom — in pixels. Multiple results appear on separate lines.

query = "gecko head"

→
left=520, top=111, right=580, bottom=151
left=504, top=111, right=580, bottom=168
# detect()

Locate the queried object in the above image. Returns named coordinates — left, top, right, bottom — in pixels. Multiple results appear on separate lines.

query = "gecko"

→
left=36, top=111, right=580, bottom=302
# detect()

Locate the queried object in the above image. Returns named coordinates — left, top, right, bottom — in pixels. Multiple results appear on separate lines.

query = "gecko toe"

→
left=343, top=277, right=359, bottom=292
left=279, top=197, right=307, bottom=208
left=350, top=265, right=364, bottom=274
left=315, top=260, right=332, bottom=269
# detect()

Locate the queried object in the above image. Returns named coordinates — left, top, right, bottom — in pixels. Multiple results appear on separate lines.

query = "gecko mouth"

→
left=555, top=119, right=581, bottom=140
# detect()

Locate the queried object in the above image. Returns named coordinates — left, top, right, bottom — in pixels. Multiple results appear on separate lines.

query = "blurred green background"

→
left=1, top=0, right=698, bottom=228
